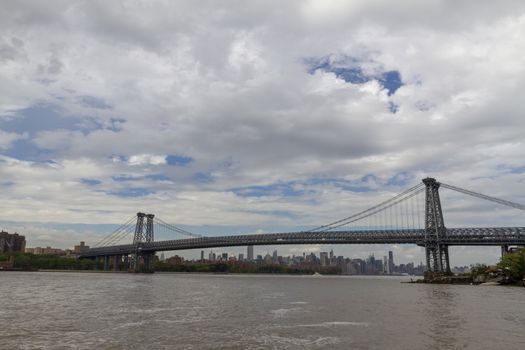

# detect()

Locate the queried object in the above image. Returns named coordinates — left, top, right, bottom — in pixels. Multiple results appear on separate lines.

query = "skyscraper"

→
left=247, top=245, right=254, bottom=261
left=388, top=251, right=394, bottom=274
left=320, top=252, right=328, bottom=266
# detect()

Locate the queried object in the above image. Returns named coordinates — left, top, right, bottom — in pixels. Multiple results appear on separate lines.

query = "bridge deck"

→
left=80, top=227, right=525, bottom=258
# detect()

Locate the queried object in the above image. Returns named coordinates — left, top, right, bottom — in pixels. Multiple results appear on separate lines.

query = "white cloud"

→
left=128, top=154, right=166, bottom=166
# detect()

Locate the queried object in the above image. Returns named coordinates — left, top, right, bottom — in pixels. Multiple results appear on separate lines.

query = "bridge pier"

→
left=442, top=244, right=451, bottom=275
left=501, top=245, right=509, bottom=256
left=423, top=178, right=452, bottom=275
left=103, top=256, right=109, bottom=271
left=142, top=253, right=155, bottom=273
left=113, top=255, right=120, bottom=271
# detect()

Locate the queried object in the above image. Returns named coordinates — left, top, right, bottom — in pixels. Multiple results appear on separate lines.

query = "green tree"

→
left=497, top=248, right=525, bottom=283
left=470, top=263, right=489, bottom=279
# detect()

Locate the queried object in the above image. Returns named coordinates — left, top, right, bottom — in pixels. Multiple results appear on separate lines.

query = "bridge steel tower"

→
left=423, top=178, right=451, bottom=274
left=130, top=212, right=156, bottom=272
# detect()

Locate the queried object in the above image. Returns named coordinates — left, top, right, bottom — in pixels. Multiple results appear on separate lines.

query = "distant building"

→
left=166, top=255, right=184, bottom=264
left=25, top=246, right=66, bottom=256
left=238, top=253, right=244, bottom=261
left=0, top=231, right=26, bottom=253
left=73, top=241, right=90, bottom=254
left=320, top=252, right=328, bottom=266
left=272, top=250, right=278, bottom=263
left=247, top=245, right=254, bottom=261
left=388, top=251, right=394, bottom=274
left=200, top=250, right=204, bottom=261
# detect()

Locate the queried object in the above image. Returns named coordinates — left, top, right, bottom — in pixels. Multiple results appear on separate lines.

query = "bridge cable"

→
left=309, top=187, right=425, bottom=232
left=440, top=183, right=525, bottom=211
left=154, top=217, right=203, bottom=238
left=93, top=215, right=137, bottom=247
left=306, top=183, right=424, bottom=232
left=101, top=222, right=137, bottom=246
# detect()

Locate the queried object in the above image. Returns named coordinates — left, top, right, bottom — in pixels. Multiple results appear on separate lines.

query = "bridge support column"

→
left=103, top=256, right=109, bottom=271
left=142, top=253, right=155, bottom=273
left=423, top=178, right=449, bottom=275
left=113, top=255, right=120, bottom=271
left=442, top=244, right=451, bottom=275
left=501, top=245, right=509, bottom=257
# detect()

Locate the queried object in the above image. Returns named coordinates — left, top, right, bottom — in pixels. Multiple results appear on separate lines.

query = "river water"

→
left=1, top=272, right=524, bottom=349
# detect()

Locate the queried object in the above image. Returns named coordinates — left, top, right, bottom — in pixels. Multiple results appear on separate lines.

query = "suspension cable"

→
left=93, top=215, right=137, bottom=247
left=306, top=183, right=424, bottom=232
left=155, top=217, right=202, bottom=238
left=312, top=188, right=425, bottom=232
left=441, top=182, right=525, bottom=211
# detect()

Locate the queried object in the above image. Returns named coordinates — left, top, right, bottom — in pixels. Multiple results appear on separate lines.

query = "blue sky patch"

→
left=166, top=154, right=193, bottom=166
left=109, top=188, right=155, bottom=197
left=506, top=166, right=525, bottom=174
left=145, top=174, right=171, bottom=181
left=231, top=183, right=305, bottom=198
left=377, top=71, right=403, bottom=96
left=112, top=174, right=171, bottom=182
left=385, top=173, right=413, bottom=187
left=193, top=172, right=214, bottom=183
left=0, top=104, right=77, bottom=135
left=81, top=178, right=102, bottom=186
left=112, top=175, right=140, bottom=182
left=0, top=104, right=123, bottom=136
left=1, top=139, right=52, bottom=161
left=306, top=56, right=404, bottom=95
left=78, top=95, right=112, bottom=109
left=231, top=177, right=377, bottom=198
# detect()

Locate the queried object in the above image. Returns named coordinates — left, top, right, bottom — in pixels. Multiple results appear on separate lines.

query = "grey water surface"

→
left=1, top=272, right=524, bottom=349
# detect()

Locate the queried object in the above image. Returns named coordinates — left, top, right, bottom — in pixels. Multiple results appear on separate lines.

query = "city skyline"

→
left=162, top=246, right=474, bottom=276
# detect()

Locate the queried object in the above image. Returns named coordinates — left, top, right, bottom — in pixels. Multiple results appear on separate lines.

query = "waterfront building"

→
left=0, top=231, right=26, bottom=253
left=73, top=241, right=90, bottom=254
left=25, top=246, right=66, bottom=255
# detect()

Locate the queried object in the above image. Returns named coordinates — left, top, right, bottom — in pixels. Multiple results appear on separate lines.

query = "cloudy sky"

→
left=1, top=0, right=525, bottom=265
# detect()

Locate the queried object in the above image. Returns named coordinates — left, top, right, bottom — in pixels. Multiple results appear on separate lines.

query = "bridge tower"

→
left=423, top=178, right=451, bottom=274
left=130, top=212, right=155, bottom=272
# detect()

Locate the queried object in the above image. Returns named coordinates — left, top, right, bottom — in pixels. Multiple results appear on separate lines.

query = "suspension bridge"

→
left=80, top=178, right=525, bottom=273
